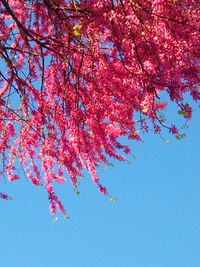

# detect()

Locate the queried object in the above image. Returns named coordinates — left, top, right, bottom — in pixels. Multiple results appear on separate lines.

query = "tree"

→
left=0, top=0, right=199, bottom=216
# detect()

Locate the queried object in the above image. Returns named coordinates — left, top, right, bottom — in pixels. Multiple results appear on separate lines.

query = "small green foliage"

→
left=73, top=24, right=82, bottom=36
left=110, top=197, right=117, bottom=202
left=175, top=133, right=186, bottom=140
left=181, top=124, right=189, bottom=130
left=178, top=110, right=184, bottom=115
left=106, top=163, right=114, bottom=167
left=63, top=214, right=70, bottom=220
left=74, top=188, right=80, bottom=195
left=161, top=139, right=169, bottom=144
left=177, top=110, right=188, bottom=117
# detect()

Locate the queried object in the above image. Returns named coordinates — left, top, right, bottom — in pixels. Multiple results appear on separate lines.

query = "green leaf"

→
left=178, top=110, right=183, bottom=115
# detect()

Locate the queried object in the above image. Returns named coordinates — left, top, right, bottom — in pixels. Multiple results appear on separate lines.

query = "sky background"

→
left=1, top=100, right=200, bottom=267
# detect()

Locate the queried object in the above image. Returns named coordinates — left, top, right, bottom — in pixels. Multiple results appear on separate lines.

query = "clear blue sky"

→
left=1, top=101, right=200, bottom=267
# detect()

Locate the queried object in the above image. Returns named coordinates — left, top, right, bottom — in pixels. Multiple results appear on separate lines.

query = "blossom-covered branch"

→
left=0, top=0, right=199, bottom=215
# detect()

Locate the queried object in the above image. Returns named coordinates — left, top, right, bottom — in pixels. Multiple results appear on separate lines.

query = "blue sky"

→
left=1, top=102, right=200, bottom=267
